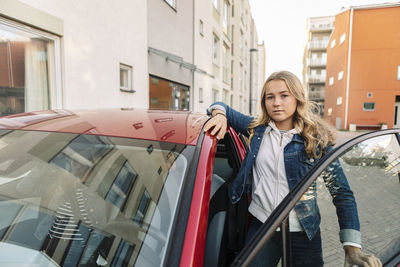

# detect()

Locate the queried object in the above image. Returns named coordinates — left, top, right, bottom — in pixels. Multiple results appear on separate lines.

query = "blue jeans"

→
left=246, top=218, right=324, bottom=267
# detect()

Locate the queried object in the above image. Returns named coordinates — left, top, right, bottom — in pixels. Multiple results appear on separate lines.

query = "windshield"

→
left=0, top=129, right=195, bottom=266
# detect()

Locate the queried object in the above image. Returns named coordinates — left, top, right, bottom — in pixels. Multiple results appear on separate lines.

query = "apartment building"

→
left=229, top=0, right=265, bottom=115
left=0, top=0, right=264, bottom=117
left=192, top=0, right=233, bottom=113
left=147, top=0, right=195, bottom=111
left=302, top=16, right=334, bottom=115
left=0, top=0, right=148, bottom=117
left=149, top=0, right=265, bottom=114
left=324, top=3, right=400, bottom=129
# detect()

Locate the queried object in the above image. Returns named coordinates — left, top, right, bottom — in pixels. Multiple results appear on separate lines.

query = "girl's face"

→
left=264, top=79, right=297, bottom=130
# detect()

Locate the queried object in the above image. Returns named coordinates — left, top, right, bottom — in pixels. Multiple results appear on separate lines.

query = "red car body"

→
left=2, top=109, right=398, bottom=267
left=0, top=108, right=247, bottom=266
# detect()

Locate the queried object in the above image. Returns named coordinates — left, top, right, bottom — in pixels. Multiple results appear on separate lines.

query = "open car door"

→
left=232, top=129, right=400, bottom=267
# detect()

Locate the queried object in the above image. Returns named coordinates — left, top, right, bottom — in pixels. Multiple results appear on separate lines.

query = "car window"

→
left=316, top=134, right=400, bottom=266
left=234, top=132, right=400, bottom=267
left=0, top=130, right=195, bottom=266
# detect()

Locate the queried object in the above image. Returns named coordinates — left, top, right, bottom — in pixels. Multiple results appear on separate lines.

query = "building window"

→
left=329, top=77, right=334, bottom=86
left=51, top=134, right=112, bottom=180
left=212, top=89, right=219, bottom=103
left=397, top=65, right=400, bottom=80
left=240, top=30, right=244, bottom=59
left=240, top=63, right=244, bottom=92
left=120, top=64, right=134, bottom=92
left=338, top=70, right=344, bottom=81
left=149, top=76, right=190, bottom=110
left=231, top=25, right=235, bottom=44
left=133, top=190, right=151, bottom=227
left=327, top=107, right=332, bottom=116
left=111, top=240, right=135, bottom=267
left=199, top=20, right=204, bottom=36
left=340, top=33, right=346, bottom=44
left=330, top=39, right=336, bottom=48
left=222, top=43, right=229, bottom=83
left=199, top=87, right=203, bottom=103
left=0, top=18, right=61, bottom=117
left=337, top=96, right=342, bottom=105
left=223, top=1, right=229, bottom=33
left=321, top=69, right=326, bottom=79
left=367, top=92, right=373, bottom=98
left=223, top=89, right=229, bottom=103
left=105, top=161, right=137, bottom=210
left=212, top=34, right=220, bottom=65
left=363, top=102, right=375, bottom=111
left=213, top=0, right=219, bottom=11
left=164, top=0, right=176, bottom=9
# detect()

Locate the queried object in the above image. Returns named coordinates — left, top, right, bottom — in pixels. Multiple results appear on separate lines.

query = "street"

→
left=318, top=130, right=400, bottom=266
left=334, top=130, right=371, bottom=147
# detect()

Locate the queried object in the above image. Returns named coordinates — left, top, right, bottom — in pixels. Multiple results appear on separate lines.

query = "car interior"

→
left=204, top=133, right=249, bottom=267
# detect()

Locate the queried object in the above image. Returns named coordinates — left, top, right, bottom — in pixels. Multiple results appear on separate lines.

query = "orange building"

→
left=324, top=3, right=400, bottom=130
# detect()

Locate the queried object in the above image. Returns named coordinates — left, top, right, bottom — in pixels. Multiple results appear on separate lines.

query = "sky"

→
left=248, top=0, right=400, bottom=81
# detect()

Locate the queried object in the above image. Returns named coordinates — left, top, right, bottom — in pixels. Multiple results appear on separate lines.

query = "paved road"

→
left=334, top=130, right=370, bottom=147
left=317, top=130, right=400, bottom=266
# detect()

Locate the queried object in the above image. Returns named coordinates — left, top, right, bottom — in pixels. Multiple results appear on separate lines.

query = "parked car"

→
left=0, top=109, right=398, bottom=267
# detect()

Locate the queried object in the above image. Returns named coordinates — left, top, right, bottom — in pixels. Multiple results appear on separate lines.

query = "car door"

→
left=232, top=129, right=400, bottom=267
left=179, top=126, right=248, bottom=267
left=202, top=127, right=249, bottom=267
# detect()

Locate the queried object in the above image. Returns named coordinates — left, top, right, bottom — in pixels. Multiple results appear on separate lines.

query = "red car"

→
left=0, top=109, right=398, bottom=267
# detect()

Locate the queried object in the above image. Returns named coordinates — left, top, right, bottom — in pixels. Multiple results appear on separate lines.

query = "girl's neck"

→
left=274, top=121, right=294, bottom=131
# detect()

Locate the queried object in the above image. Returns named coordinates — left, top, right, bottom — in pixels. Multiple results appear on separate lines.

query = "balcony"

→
left=307, top=58, right=327, bottom=67
left=308, top=40, right=329, bottom=50
left=307, top=74, right=326, bottom=84
left=309, top=23, right=333, bottom=32
left=309, top=91, right=325, bottom=101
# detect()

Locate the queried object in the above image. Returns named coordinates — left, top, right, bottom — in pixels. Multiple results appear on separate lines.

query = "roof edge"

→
left=336, top=1, right=400, bottom=15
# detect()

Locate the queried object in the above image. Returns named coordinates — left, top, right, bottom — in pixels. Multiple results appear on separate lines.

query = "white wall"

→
left=147, top=0, right=194, bottom=88
left=17, top=0, right=148, bottom=109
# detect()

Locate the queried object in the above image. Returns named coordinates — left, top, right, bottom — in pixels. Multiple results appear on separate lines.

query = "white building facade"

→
left=0, top=0, right=148, bottom=116
left=0, top=0, right=264, bottom=116
left=149, top=0, right=265, bottom=114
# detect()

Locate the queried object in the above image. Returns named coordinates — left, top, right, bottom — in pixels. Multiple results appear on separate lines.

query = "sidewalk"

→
left=334, top=130, right=371, bottom=147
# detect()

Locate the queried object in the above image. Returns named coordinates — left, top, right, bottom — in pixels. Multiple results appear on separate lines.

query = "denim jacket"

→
left=208, top=102, right=361, bottom=244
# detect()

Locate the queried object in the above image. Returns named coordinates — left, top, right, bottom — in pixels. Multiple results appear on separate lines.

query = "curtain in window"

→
left=25, top=39, right=50, bottom=111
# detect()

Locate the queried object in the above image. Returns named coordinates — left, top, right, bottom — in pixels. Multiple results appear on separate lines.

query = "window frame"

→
left=164, top=0, right=177, bottom=9
left=213, top=0, right=219, bottom=11
left=212, top=34, right=220, bottom=65
left=329, top=76, right=334, bottom=86
left=199, top=87, right=204, bottom=103
left=199, top=19, right=204, bottom=36
left=363, top=102, right=375, bottom=111
left=337, top=96, right=342, bottom=105
left=231, top=130, right=400, bottom=266
left=212, top=89, right=219, bottom=103
left=330, top=38, right=336, bottom=48
left=119, top=63, right=135, bottom=93
left=0, top=16, right=63, bottom=109
left=338, top=70, right=344, bottom=81
left=340, top=33, right=346, bottom=44
left=397, top=65, right=400, bottom=80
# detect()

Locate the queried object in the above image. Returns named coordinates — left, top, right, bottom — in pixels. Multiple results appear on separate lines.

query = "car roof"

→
left=0, top=108, right=209, bottom=145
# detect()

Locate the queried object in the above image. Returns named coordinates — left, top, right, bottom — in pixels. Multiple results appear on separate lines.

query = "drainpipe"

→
left=344, top=8, right=353, bottom=129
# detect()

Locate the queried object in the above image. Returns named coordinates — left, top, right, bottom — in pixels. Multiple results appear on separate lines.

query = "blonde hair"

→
left=248, top=71, right=336, bottom=158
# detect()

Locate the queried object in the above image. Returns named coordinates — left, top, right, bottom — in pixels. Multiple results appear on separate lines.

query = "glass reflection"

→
left=0, top=130, right=194, bottom=266
left=316, top=134, right=400, bottom=266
